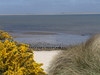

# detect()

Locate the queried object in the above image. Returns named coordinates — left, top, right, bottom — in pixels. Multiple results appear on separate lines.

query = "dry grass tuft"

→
left=48, top=34, right=100, bottom=75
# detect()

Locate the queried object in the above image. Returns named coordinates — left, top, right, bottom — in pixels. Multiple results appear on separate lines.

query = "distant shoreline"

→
left=0, top=13, right=100, bottom=15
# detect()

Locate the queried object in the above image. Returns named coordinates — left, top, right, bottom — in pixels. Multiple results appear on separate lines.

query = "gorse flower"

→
left=0, top=30, right=12, bottom=40
left=0, top=30, right=45, bottom=75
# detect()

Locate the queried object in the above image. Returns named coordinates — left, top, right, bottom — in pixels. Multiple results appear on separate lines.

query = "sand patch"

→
left=34, top=51, right=60, bottom=72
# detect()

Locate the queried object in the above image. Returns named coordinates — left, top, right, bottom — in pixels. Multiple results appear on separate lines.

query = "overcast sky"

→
left=0, top=0, right=100, bottom=14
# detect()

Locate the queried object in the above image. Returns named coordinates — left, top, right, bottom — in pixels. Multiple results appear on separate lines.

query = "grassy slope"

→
left=48, top=34, right=100, bottom=75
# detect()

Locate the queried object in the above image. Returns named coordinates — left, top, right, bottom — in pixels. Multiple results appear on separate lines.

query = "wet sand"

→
left=22, top=31, right=57, bottom=35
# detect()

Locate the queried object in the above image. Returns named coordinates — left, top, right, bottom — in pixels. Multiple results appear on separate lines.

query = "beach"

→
left=1, top=0, right=100, bottom=74
left=10, top=32, right=90, bottom=73
left=34, top=51, right=60, bottom=72
left=0, top=14, right=99, bottom=74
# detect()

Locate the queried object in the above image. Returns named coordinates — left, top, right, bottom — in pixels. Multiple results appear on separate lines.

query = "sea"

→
left=0, top=14, right=100, bottom=47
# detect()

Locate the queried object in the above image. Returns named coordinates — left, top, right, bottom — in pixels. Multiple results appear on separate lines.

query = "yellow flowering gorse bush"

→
left=0, top=30, right=45, bottom=75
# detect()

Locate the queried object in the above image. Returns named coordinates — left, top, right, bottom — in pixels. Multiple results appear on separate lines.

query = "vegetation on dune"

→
left=0, top=30, right=46, bottom=75
left=48, top=34, right=100, bottom=75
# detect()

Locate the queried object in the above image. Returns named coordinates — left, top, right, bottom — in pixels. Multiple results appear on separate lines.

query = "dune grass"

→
left=48, top=34, right=100, bottom=75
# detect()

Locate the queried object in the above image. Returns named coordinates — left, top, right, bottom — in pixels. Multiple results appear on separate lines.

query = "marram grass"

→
left=0, top=30, right=46, bottom=75
left=48, top=34, right=100, bottom=75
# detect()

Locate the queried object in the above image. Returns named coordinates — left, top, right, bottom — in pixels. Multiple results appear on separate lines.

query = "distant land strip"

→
left=0, top=13, right=100, bottom=15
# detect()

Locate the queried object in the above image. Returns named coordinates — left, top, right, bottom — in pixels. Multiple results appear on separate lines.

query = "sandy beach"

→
left=34, top=51, right=60, bottom=73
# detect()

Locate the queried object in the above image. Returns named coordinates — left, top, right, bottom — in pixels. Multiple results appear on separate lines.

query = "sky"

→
left=0, top=0, right=100, bottom=14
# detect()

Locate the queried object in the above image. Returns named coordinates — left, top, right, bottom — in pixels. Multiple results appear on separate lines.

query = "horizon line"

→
left=0, top=13, right=100, bottom=15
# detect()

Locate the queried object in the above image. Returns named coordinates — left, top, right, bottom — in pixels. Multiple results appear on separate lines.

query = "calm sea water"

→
left=0, top=14, right=100, bottom=35
left=0, top=14, right=99, bottom=46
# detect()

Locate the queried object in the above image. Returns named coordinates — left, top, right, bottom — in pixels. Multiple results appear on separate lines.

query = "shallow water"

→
left=14, top=34, right=89, bottom=47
